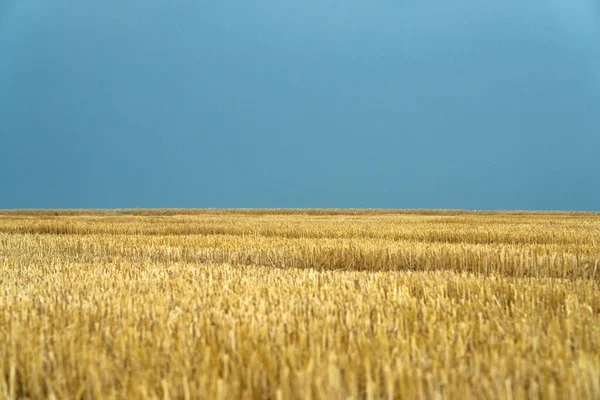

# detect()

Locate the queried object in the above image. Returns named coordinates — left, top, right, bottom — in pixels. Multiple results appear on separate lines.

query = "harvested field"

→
left=1, top=210, right=599, bottom=399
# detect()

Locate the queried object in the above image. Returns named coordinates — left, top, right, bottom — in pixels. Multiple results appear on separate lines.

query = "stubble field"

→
left=0, top=209, right=599, bottom=399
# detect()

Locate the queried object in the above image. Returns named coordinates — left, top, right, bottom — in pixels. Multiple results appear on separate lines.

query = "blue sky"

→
left=1, top=0, right=599, bottom=210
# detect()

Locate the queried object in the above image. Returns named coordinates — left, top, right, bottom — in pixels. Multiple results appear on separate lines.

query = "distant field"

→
left=1, top=210, right=599, bottom=399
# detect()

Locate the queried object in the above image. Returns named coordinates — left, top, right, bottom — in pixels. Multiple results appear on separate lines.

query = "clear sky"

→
left=1, top=1, right=599, bottom=210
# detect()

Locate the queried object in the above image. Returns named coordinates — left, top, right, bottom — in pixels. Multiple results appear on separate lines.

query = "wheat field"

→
left=0, top=209, right=599, bottom=399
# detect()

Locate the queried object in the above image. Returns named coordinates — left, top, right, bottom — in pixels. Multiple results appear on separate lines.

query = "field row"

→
left=2, top=231, right=599, bottom=281
left=0, top=214, right=599, bottom=246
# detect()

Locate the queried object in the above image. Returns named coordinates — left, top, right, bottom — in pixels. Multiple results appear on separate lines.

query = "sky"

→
left=1, top=0, right=599, bottom=210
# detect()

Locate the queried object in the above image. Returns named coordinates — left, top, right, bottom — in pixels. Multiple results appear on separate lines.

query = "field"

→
left=1, top=209, right=599, bottom=399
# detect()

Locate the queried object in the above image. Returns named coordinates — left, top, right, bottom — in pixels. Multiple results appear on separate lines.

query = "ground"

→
left=0, top=209, right=599, bottom=399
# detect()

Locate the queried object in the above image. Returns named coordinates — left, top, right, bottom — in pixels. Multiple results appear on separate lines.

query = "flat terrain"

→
left=1, top=209, right=599, bottom=399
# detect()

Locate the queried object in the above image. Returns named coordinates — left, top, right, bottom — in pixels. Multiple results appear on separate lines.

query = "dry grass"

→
left=1, top=210, right=599, bottom=399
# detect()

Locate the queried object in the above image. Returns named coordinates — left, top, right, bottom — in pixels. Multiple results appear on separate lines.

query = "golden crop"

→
left=0, top=210, right=599, bottom=399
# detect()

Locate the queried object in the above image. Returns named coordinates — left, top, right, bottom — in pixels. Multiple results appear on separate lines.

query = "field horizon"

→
left=2, top=208, right=600, bottom=216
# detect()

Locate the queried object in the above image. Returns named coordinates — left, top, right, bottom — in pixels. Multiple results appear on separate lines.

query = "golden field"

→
left=0, top=209, right=599, bottom=399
